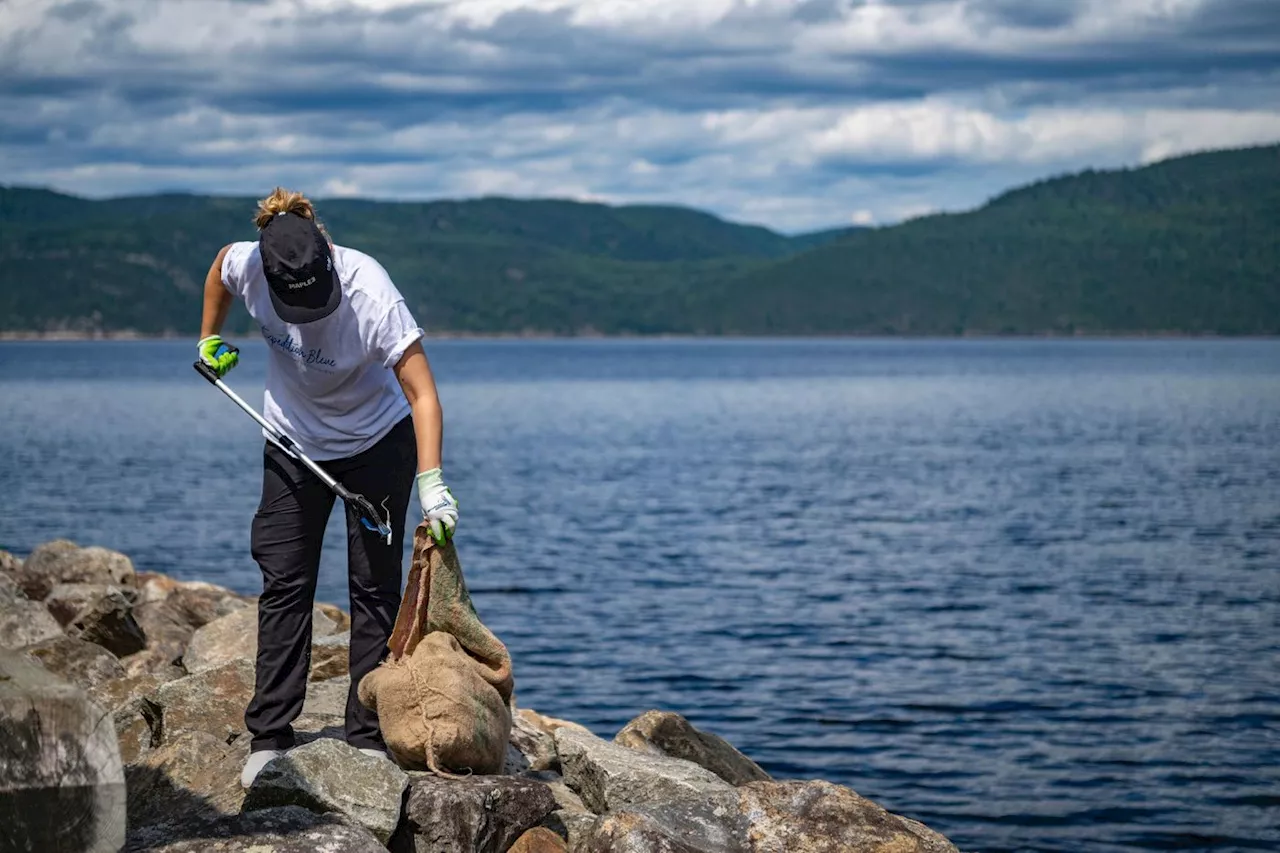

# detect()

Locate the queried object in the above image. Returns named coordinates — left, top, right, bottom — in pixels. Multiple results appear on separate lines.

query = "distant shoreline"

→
left=0, top=330, right=1275, bottom=342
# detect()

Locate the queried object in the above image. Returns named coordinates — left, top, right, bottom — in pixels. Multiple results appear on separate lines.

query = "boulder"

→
left=576, top=812, right=712, bottom=853
left=0, top=565, right=25, bottom=602
left=66, top=586, right=148, bottom=657
left=309, top=631, right=350, bottom=681
left=616, top=711, right=770, bottom=786
left=737, top=781, right=959, bottom=853
left=510, top=826, right=569, bottom=853
left=0, top=597, right=63, bottom=649
left=120, top=646, right=186, bottom=683
left=542, top=780, right=597, bottom=849
left=293, top=712, right=346, bottom=745
left=168, top=581, right=251, bottom=625
left=0, top=548, right=21, bottom=579
left=302, top=674, right=350, bottom=718
left=512, top=707, right=561, bottom=773
left=183, top=604, right=339, bottom=673
left=124, top=804, right=386, bottom=852
left=244, top=738, right=408, bottom=844
left=87, top=673, right=164, bottom=764
left=124, top=731, right=250, bottom=828
left=46, top=582, right=127, bottom=626
left=22, top=636, right=127, bottom=691
left=401, top=775, right=558, bottom=853
left=154, top=659, right=255, bottom=744
left=0, top=654, right=126, bottom=853
left=15, top=541, right=134, bottom=601
left=555, top=728, right=737, bottom=816
left=8, top=539, right=78, bottom=599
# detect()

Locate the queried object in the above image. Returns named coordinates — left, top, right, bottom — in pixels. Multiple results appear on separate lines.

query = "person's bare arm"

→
left=393, top=340, right=443, bottom=473
left=200, top=244, right=234, bottom=338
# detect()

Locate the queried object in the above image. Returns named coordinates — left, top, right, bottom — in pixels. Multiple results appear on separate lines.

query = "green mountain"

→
left=1, top=144, right=1277, bottom=336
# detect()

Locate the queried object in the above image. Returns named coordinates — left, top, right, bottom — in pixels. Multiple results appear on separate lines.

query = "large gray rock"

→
left=309, top=631, right=350, bottom=681
left=302, top=674, right=350, bottom=717
left=542, top=780, right=596, bottom=849
left=66, top=586, right=148, bottom=658
left=125, top=731, right=250, bottom=828
left=616, top=712, right=770, bottom=786
left=244, top=738, right=408, bottom=844
left=402, top=775, right=558, bottom=853
left=154, top=659, right=255, bottom=744
left=15, top=541, right=134, bottom=601
left=555, top=728, right=737, bottom=816
left=45, top=583, right=127, bottom=626
left=0, top=597, right=63, bottom=649
left=576, top=812, right=713, bottom=853
left=0, top=565, right=26, bottom=602
left=124, top=804, right=386, bottom=852
left=22, top=636, right=127, bottom=691
left=0, top=654, right=126, bottom=853
left=87, top=673, right=164, bottom=764
left=183, top=604, right=340, bottom=673
left=737, top=781, right=959, bottom=853
left=512, top=707, right=561, bottom=773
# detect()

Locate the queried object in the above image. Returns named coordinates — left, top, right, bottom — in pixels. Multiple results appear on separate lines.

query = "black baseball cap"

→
left=259, top=212, right=341, bottom=324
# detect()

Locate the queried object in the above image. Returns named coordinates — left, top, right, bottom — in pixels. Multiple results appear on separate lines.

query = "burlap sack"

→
left=357, top=527, right=514, bottom=775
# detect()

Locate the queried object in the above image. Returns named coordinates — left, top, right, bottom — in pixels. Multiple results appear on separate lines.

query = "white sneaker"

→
left=357, top=747, right=389, bottom=761
left=241, top=749, right=284, bottom=789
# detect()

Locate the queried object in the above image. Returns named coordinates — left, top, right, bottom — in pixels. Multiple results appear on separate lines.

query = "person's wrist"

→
left=416, top=467, right=444, bottom=489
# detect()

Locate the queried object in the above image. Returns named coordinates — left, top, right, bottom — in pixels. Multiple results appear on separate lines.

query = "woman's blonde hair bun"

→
left=255, top=187, right=318, bottom=230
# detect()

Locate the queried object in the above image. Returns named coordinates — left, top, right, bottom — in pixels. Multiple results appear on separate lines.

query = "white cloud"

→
left=0, top=0, right=1277, bottom=231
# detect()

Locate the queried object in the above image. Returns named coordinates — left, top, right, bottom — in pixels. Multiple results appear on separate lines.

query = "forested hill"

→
left=1, top=143, right=1277, bottom=336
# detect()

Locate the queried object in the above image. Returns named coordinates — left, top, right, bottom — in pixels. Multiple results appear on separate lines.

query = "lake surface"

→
left=1, top=338, right=1277, bottom=852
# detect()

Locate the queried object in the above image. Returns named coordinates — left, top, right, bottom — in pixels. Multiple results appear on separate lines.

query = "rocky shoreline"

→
left=1, top=540, right=961, bottom=853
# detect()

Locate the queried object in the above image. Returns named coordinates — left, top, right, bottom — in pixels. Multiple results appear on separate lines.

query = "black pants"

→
left=245, top=416, right=416, bottom=752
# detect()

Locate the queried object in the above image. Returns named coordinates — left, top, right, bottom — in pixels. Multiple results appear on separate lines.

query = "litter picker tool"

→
left=193, top=360, right=394, bottom=545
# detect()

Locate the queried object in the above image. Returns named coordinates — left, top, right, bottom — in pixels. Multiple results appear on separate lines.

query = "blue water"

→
left=1, top=339, right=1278, bottom=852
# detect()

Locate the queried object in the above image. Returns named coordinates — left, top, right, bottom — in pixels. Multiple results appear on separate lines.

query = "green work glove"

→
left=198, top=335, right=240, bottom=378
left=416, top=468, right=458, bottom=544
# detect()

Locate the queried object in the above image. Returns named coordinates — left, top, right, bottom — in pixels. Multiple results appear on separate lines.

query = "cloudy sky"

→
left=2, top=0, right=1279, bottom=231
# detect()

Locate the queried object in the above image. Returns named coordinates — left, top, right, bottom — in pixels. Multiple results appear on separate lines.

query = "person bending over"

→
left=197, top=187, right=459, bottom=787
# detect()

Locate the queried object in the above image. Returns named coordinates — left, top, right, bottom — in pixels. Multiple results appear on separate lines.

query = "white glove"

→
left=416, top=468, right=458, bottom=544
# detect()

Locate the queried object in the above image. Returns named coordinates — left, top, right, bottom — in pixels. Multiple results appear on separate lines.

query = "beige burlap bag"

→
left=357, top=527, right=514, bottom=775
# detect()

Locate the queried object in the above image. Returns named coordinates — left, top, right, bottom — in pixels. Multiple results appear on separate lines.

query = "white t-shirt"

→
left=221, top=241, right=424, bottom=461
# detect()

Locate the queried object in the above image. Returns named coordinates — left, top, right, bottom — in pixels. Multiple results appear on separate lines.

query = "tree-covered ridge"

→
left=1, top=143, right=1276, bottom=336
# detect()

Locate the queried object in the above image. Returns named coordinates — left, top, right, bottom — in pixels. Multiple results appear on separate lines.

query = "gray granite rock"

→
left=66, top=586, right=148, bottom=658
left=737, top=780, right=960, bottom=853
left=402, top=774, right=558, bottom=853
left=15, top=541, right=134, bottom=601
left=309, top=631, right=350, bottom=682
left=512, top=707, right=561, bottom=773
left=87, top=672, right=164, bottom=764
left=183, top=605, right=339, bottom=673
left=154, top=659, right=255, bottom=744
left=124, top=805, right=386, bottom=852
left=0, top=596, right=62, bottom=649
left=615, top=711, right=770, bottom=786
left=125, top=730, right=251, bottom=828
left=22, top=635, right=127, bottom=691
left=0, top=654, right=126, bottom=853
left=555, top=727, right=737, bottom=817
left=243, top=738, right=409, bottom=844
left=46, top=582, right=126, bottom=626
left=302, top=674, right=350, bottom=718
left=575, top=811, right=715, bottom=853
left=541, top=780, right=596, bottom=849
